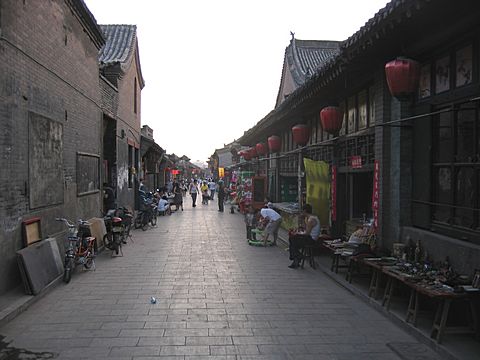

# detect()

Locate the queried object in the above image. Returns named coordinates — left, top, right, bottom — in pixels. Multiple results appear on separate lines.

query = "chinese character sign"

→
left=218, top=167, right=224, bottom=178
left=372, top=160, right=380, bottom=228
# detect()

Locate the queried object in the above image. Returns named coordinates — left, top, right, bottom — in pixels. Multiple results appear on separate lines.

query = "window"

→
left=347, top=95, right=356, bottom=134
left=77, top=153, right=100, bottom=195
left=431, top=103, right=480, bottom=234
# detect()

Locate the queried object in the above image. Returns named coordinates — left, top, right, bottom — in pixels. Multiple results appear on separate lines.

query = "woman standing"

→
left=172, top=181, right=183, bottom=211
left=217, top=180, right=226, bottom=212
left=189, top=180, right=199, bottom=207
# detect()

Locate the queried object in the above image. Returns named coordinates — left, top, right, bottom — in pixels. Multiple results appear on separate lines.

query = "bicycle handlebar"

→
left=55, top=218, right=90, bottom=228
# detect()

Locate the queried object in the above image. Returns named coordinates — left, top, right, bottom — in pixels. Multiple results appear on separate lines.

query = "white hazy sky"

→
left=84, top=0, right=389, bottom=165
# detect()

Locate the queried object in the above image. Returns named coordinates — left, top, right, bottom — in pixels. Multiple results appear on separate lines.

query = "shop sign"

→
left=218, top=167, right=224, bottom=177
left=331, top=166, right=337, bottom=222
left=350, top=155, right=362, bottom=169
left=372, top=160, right=380, bottom=228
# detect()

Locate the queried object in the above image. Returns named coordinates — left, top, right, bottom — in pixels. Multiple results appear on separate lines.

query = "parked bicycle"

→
left=56, top=218, right=96, bottom=283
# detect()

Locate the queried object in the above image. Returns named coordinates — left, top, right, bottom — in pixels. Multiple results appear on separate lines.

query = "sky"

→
left=84, top=0, right=389, bottom=166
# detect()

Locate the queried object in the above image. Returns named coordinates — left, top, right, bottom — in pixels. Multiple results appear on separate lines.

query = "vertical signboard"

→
left=331, top=166, right=337, bottom=222
left=372, top=160, right=380, bottom=228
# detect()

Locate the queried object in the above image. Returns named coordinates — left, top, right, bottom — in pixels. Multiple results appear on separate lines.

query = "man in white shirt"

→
left=260, top=207, right=282, bottom=246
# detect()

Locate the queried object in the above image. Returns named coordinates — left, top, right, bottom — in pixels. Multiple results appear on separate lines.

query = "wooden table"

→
left=322, top=241, right=352, bottom=274
left=380, top=267, right=479, bottom=344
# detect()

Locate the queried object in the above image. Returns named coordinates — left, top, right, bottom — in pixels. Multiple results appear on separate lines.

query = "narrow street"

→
left=1, top=202, right=434, bottom=360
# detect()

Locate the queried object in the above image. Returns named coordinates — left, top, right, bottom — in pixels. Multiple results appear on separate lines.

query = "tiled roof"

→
left=99, top=25, right=136, bottom=65
left=239, top=0, right=429, bottom=144
left=287, top=39, right=340, bottom=87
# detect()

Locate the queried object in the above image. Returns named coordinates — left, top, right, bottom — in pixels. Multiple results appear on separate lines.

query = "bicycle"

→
left=56, top=218, right=97, bottom=283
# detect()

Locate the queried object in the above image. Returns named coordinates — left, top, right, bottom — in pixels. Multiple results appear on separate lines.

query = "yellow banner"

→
left=303, top=158, right=330, bottom=227
left=218, top=167, right=224, bottom=178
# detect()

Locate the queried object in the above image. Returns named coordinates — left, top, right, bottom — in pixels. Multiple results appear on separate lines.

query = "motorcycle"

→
left=134, top=192, right=157, bottom=230
left=103, top=207, right=134, bottom=255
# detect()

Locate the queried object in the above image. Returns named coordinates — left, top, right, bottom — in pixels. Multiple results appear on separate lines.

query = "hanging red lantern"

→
left=165, top=167, right=170, bottom=172
left=249, top=147, right=258, bottom=158
left=268, top=135, right=281, bottom=152
left=320, top=106, right=344, bottom=134
left=385, top=57, right=420, bottom=99
left=256, top=143, right=267, bottom=156
left=292, top=124, right=310, bottom=146
left=243, top=149, right=252, bottom=161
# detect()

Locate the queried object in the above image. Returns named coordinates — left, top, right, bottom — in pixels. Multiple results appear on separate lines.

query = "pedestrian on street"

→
left=201, top=181, right=209, bottom=205
left=172, top=181, right=183, bottom=211
left=217, top=180, right=226, bottom=212
left=189, top=179, right=199, bottom=207
left=208, top=179, right=216, bottom=200
left=288, top=203, right=321, bottom=269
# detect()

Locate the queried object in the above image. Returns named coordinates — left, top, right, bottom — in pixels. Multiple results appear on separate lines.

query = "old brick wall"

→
left=0, top=0, right=102, bottom=294
left=115, top=50, right=142, bottom=207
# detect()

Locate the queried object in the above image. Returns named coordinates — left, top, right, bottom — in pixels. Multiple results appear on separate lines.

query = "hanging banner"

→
left=218, top=167, right=224, bottom=178
left=331, top=166, right=337, bottom=222
left=304, top=158, right=330, bottom=227
left=372, top=160, right=380, bottom=228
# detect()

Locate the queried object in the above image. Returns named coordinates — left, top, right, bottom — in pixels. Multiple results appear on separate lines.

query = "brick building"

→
left=99, top=24, right=145, bottom=211
left=236, top=0, right=480, bottom=274
left=0, top=0, right=105, bottom=294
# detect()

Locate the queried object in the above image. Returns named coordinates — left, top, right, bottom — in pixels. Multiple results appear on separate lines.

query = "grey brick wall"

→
left=0, top=0, right=102, bottom=294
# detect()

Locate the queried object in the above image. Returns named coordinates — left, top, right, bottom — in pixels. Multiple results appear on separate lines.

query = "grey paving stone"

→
left=0, top=205, right=442, bottom=360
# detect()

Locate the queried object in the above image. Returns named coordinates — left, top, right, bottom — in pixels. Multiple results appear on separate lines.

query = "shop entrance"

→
left=335, top=171, right=373, bottom=236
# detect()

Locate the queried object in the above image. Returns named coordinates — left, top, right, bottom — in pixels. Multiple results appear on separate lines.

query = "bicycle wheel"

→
left=83, top=254, right=95, bottom=269
left=63, top=258, right=74, bottom=283
left=103, top=233, right=112, bottom=249
left=113, top=233, right=121, bottom=254
left=134, top=214, right=142, bottom=229
left=150, top=212, right=157, bottom=226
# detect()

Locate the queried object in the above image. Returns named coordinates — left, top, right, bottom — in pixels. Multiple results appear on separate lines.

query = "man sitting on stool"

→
left=288, top=204, right=321, bottom=269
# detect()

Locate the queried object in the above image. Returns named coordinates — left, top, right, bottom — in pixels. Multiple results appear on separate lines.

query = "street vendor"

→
left=288, top=204, right=321, bottom=269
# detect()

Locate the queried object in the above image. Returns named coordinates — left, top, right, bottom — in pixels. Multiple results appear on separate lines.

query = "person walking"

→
left=288, top=203, right=321, bottom=269
left=217, top=180, right=226, bottom=212
left=208, top=179, right=216, bottom=200
left=189, top=179, right=199, bottom=207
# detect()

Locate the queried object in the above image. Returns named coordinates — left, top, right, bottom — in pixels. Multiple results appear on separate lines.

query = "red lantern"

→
left=165, top=167, right=170, bottom=172
left=249, top=147, right=258, bottom=158
left=292, top=124, right=310, bottom=146
left=320, top=106, right=344, bottom=134
left=268, top=135, right=281, bottom=152
left=256, top=143, right=267, bottom=156
left=385, top=57, right=420, bottom=99
left=243, top=149, right=252, bottom=161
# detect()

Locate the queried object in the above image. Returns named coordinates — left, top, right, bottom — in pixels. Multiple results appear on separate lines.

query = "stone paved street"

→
left=0, top=202, right=437, bottom=359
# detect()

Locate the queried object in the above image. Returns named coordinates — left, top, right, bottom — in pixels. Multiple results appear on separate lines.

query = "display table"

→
left=360, top=261, right=480, bottom=344
left=270, top=202, right=300, bottom=230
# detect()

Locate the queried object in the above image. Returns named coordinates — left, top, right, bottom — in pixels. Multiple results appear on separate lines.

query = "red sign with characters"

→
left=331, top=166, right=337, bottom=222
left=372, top=160, right=380, bottom=228
left=350, top=155, right=362, bottom=169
